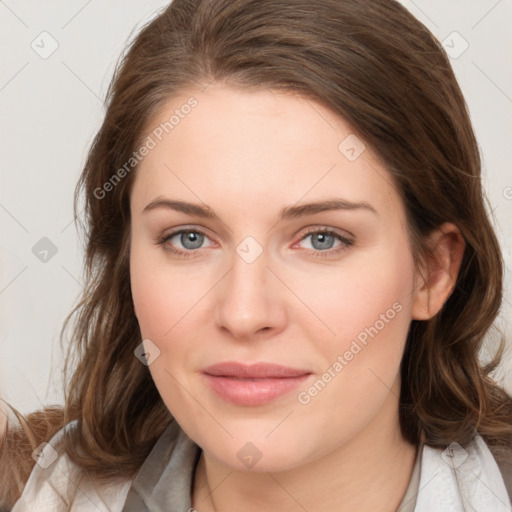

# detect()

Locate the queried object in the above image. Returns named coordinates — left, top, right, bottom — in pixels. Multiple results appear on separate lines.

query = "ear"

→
left=411, top=222, right=466, bottom=320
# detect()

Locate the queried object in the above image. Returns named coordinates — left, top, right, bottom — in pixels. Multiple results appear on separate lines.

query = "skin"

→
left=129, top=82, right=465, bottom=512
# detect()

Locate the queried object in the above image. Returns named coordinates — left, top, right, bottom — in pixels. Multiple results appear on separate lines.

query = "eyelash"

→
left=156, top=226, right=354, bottom=259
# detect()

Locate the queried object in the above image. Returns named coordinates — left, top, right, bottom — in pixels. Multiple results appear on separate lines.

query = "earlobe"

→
left=411, top=222, right=465, bottom=321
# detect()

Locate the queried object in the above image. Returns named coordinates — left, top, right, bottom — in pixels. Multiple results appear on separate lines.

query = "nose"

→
left=214, top=244, right=287, bottom=341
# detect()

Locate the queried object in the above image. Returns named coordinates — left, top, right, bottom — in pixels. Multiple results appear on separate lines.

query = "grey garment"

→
left=121, top=421, right=423, bottom=512
left=122, top=420, right=201, bottom=512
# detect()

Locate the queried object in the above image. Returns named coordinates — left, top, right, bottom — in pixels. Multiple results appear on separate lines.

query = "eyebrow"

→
left=142, top=197, right=377, bottom=221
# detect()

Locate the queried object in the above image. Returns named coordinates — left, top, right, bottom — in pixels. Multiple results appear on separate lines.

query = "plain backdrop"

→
left=1, top=0, right=511, bottom=415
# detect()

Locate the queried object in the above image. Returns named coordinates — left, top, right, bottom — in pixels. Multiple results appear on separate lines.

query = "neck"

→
left=191, top=383, right=418, bottom=512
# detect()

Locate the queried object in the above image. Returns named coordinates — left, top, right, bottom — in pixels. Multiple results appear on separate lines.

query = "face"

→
left=129, top=82, right=419, bottom=472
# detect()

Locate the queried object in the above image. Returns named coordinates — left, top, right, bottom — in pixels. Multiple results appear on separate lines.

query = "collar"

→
left=122, top=420, right=201, bottom=512
left=413, top=435, right=511, bottom=511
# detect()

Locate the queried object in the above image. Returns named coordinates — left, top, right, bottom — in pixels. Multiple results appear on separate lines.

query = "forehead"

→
left=130, top=83, right=403, bottom=223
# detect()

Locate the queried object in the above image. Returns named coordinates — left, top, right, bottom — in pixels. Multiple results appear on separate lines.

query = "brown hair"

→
left=2, top=0, right=512, bottom=506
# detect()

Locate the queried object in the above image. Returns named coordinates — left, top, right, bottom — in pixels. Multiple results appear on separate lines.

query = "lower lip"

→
left=203, top=374, right=312, bottom=406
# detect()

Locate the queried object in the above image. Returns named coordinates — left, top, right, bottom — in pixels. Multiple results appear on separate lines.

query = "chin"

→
left=189, top=420, right=323, bottom=473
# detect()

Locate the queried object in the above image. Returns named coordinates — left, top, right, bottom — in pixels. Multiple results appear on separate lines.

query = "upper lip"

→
left=202, top=362, right=311, bottom=379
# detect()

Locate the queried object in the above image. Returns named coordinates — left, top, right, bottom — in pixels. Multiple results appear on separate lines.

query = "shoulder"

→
left=11, top=420, right=133, bottom=512
left=415, top=434, right=512, bottom=511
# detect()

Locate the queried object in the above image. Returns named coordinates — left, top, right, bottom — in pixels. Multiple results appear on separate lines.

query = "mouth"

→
left=202, top=362, right=313, bottom=406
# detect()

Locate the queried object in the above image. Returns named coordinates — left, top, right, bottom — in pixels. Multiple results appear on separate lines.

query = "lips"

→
left=202, top=362, right=312, bottom=406
left=202, top=361, right=310, bottom=379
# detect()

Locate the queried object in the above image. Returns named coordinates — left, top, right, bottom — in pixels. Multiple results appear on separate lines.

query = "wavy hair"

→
left=2, top=0, right=512, bottom=506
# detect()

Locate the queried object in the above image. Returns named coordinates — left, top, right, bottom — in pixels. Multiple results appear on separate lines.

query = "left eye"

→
left=300, top=231, right=342, bottom=251
left=167, top=230, right=209, bottom=250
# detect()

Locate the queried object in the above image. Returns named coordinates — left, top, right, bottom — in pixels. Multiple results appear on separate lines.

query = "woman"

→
left=2, top=0, right=512, bottom=510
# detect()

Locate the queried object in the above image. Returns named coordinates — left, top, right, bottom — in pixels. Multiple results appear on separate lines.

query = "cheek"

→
left=340, top=259, right=413, bottom=345
left=131, top=269, right=174, bottom=341
left=130, top=248, right=203, bottom=410
left=301, top=244, right=415, bottom=404
left=130, top=244, right=206, bottom=342
left=291, top=242, right=415, bottom=353
left=291, top=252, right=415, bottom=444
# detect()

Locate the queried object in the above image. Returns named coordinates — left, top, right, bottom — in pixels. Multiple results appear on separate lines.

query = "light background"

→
left=1, top=0, right=511, bottom=415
